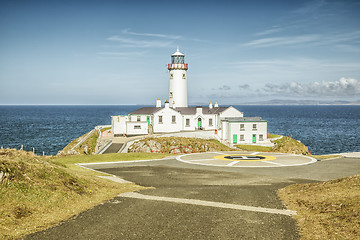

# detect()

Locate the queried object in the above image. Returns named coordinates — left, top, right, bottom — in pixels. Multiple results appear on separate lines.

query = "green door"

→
left=146, top=116, right=150, bottom=125
left=197, top=118, right=202, bottom=128
left=252, top=134, right=256, bottom=143
left=233, top=134, right=237, bottom=144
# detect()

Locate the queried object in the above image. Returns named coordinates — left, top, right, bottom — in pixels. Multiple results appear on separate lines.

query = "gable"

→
left=154, top=107, right=182, bottom=116
left=220, top=106, right=243, bottom=118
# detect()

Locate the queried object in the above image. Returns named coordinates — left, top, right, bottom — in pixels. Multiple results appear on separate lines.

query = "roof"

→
left=175, top=107, right=228, bottom=115
left=129, top=107, right=161, bottom=115
left=129, top=106, right=229, bottom=116
left=223, top=117, right=266, bottom=122
left=172, top=48, right=184, bottom=56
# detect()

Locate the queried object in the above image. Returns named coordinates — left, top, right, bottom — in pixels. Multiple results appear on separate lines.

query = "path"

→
left=26, top=153, right=360, bottom=239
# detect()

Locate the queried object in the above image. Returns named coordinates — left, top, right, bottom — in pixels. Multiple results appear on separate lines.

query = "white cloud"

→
left=255, top=27, right=283, bottom=36
left=219, top=85, right=231, bottom=90
left=97, top=51, right=146, bottom=56
left=107, top=36, right=172, bottom=48
left=263, top=78, right=360, bottom=97
left=122, top=28, right=181, bottom=40
left=242, top=34, right=320, bottom=48
left=292, top=0, right=327, bottom=15
left=239, top=84, right=250, bottom=89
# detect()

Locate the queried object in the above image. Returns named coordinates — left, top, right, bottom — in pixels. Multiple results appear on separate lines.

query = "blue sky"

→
left=0, top=0, right=359, bottom=105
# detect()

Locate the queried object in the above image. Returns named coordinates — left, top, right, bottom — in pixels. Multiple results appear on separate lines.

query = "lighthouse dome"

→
left=172, top=48, right=184, bottom=56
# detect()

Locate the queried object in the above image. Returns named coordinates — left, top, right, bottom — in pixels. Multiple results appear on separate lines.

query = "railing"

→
left=168, top=63, right=188, bottom=70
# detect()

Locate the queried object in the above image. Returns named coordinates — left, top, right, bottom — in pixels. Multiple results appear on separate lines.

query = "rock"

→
left=84, top=146, right=88, bottom=155
left=148, top=140, right=161, bottom=152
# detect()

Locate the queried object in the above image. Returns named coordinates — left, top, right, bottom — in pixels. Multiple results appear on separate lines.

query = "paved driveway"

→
left=26, top=153, right=360, bottom=240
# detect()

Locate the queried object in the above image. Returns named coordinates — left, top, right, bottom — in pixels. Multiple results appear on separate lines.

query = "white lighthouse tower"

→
left=168, top=48, right=188, bottom=108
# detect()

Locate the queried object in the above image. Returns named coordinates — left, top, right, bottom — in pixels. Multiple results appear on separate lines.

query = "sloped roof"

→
left=224, top=117, right=266, bottom=122
left=129, top=107, right=161, bottom=115
left=175, top=107, right=228, bottom=115
left=129, top=106, right=231, bottom=116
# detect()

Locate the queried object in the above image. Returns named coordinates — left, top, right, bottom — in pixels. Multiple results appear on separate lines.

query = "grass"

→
left=50, top=152, right=172, bottom=166
left=60, top=130, right=98, bottom=155
left=272, top=136, right=310, bottom=155
left=268, top=133, right=281, bottom=138
left=61, top=132, right=89, bottom=153
left=235, top=144, right=273, bottom=152
left=129, top=137, right=234, bottom=153
left=278, top=175, right=360, bottom=240
left=100, top=127, right=111, bottom=132
left=311, top=155, right=342, bottom=160
left=0, top=149, right=167, bottom=239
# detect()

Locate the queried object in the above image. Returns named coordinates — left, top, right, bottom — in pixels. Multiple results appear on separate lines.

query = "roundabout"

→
left=176, top=151, right=317, bottom=168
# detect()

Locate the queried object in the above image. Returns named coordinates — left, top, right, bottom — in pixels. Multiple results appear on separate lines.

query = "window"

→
left=240, top=135, right=244, bottom=141
left=253, top=124, right=257, bottom=130
left=182, top=73, right=186, bottom=79
left=240, top=124, right=245, bottom=130
left=186, top=119, right=190, bottom=127
left=137, top=116, right=141, bottom=122
left=170, top=74, right=173, bottom=79
left=159, top=115, right=163, bottom=124
left=134, top=125, right=141, bottom=129
left=209, top=118, right=213, bottom=126
left=172, top=115, right=176, bottom=123
left=259, top=134, right=264, bottom=141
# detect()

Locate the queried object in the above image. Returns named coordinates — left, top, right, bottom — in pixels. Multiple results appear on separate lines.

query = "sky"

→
left=0, top=0, right=359, bottom=105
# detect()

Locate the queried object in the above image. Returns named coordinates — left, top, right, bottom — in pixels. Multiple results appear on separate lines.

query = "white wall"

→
left=130, top=115, right=149, bottom=122
left=153, top=108, right=182, bottom=133
left=229, top=121, right=267, bottom=144
left=126, top=122, right=148, bottom=135
left=220, top=107, right=243, bottom=118
left=112, top=116, right=128, bottom=136
left=169, top=69, right=187, bottom=107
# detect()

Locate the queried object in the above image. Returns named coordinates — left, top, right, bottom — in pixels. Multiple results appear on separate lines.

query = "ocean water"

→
left=0, top=105, right=359, bottom=155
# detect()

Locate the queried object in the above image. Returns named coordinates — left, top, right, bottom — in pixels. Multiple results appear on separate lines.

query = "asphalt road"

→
left=26, top=154, right=360, bottom=240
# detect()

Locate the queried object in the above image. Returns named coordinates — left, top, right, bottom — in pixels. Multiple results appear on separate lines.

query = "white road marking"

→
left=176, top=153, right=318, bottom=168
left=78, top=158, right=169, bottom=166
left=119, top=192, right=296, bottom=216
left=190, top=159, right=220, bottom=162
left=226, top=161, right=239, bottom=166
left=266, top=161, right=286, bottom=166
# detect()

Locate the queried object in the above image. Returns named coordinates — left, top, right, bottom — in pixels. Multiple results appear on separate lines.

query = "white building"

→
left=111, top=49, right=269, bottom=145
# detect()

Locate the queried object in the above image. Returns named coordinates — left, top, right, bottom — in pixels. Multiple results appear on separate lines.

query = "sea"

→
left=0, top=105, right=359, bottom=156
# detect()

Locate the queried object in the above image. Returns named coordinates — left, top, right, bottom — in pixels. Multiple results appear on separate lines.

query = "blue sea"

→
left=0, top=105, right=359, bottom=155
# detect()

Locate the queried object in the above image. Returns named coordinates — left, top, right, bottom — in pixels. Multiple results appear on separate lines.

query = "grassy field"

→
left=268, top=133, right=282, bottom=138
left=278, top=175, right=360, bottom=240
left=0, top=149, right=168, bottom=239
left=272, top=136, right=310, bottom=155
left=235, top=144, right=273, bottom=152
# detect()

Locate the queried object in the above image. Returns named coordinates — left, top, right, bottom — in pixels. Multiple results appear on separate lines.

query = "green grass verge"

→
left=235, top=144, right=273, bottom=152
left=278, top=175, right=360, bottom=239
left=50, top=152, right=172, bottom=166
left=100, top=127, right=111, bottom=132
left=268, top=133, right=281, bottom=138
left=311, top=155, right=342, bottom=160
left=0, top=149, right=167, bottom=239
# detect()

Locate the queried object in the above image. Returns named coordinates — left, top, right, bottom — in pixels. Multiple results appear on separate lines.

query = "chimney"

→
left=209, top=101, right=213, bottom=109
left=172, top=100, right=176, bottom=109
left=156, top=98, right=161, bottom=108
left=196, top=106, right=202, bottom=115
left=165, top=100, right=169, bottom=108
left=214, top=102, right=219, bottom=108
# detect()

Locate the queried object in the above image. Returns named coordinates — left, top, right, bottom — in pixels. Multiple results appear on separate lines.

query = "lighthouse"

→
left=168, top=48, right=188, bottom=108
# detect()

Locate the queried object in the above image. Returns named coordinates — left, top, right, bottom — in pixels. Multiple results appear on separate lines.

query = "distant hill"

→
left=241, top=99, right=360, bottom=105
